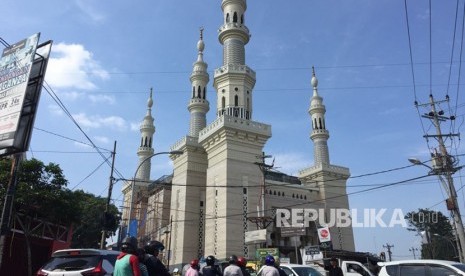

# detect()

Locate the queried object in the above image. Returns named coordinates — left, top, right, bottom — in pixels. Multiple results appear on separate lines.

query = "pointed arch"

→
left=226, top=13, right=230, bottom=23
left=149, top=137, right=152, bottom=147
left=222, top=96, right=225, bottom=109
left=241, top=14, right=244, bottom=24
left=203, top=87, right=206, bottom=99
left=192, top=87, right=195, bottom=98
left=233, top=12, right=238, bottom=23
left=319, top=118, right=323, bottom=129
left=144, top=137, right=148, bottom=147
left=234, top=95, right=239, bottom=106
left=197, top=86, right=201, bottom=98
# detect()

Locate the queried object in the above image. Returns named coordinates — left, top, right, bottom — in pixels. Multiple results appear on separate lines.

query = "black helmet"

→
left=229, top=255, right=238, bottom=265
left=206, top=255, right=216, bottom=266
left=144, top=240, right=165, bottom=255
left=121, top=236, right=138, bottom=251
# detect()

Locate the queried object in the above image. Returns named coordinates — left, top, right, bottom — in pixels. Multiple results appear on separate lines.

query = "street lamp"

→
left=126, top=150, right=183, bottom=237
left=408, top=157, right=465, bottom=262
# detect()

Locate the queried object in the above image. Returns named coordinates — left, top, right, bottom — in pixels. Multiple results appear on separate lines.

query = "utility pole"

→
left=100, top=141, right=117, bottom=249
left=417, top=94, right=465, bottom=262
left=409, top=247, right=418, bottom=259
left=383, top=243, right=394, bottom=261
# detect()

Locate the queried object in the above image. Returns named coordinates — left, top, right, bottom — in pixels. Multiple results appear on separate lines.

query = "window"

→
left=399, top=264, right=426, bottom=276
left=235, top=95, right=238, bottom=106
left=226, top=13, right=230, bottom=23
left=233, top=12, right=238, bottom=23
left=222, top=97, right=225, bottom=109
left=429, top=265, right=458, bottom=276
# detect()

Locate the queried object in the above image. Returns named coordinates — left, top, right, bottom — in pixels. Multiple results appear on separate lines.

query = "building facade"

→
left=122, top=0, right=354, bottom=269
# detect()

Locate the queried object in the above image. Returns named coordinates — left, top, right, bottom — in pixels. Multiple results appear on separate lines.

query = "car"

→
left=36, top=248, right=120, bottom=276
left=378, top=259, right=465, bottom=276
left=258, top=264, right=323, bottom=276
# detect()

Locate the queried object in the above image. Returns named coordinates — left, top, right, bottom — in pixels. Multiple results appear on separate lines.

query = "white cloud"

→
left=88, top=94, right=115, bottom=104
left=75, top=0, right=106, bottom=22
left=73, top=113, right=127, bottom=130
left=61, top=91, right=85, bottom=101
left=273, top=152, right=310, bottom=176
left=130, top=122, right=140, bottom=132
left=48, top=104, right=64, bottom=116
left=46, top=43, right=109, bottom=90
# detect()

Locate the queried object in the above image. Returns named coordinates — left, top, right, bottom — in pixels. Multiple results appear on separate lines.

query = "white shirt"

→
left=223, top=264, right=244, bottom=276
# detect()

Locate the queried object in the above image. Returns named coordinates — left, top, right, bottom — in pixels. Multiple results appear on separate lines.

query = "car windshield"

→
left=42, top=255, right=100, bottom=271
left=452, top=264, right=465, bottom=272
left=291, top=267, right=323, bottom=276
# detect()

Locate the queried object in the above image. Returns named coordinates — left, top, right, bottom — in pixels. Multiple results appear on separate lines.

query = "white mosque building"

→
left=121, top=0, right=355, bottom=268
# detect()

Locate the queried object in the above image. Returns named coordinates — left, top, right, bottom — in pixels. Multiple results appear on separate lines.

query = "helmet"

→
left=190, top=259, right=200, bottom=268
left=206, top=255, right=216, bottom=266
left=144, top=240, right=165, bottom=255
left=265, top=255, right=275, bottom=266
left=121, top=236, right=138, bottom=251
left=229, top=255, right=238, bottom=265
left=237, top=257, right=247, bottom=267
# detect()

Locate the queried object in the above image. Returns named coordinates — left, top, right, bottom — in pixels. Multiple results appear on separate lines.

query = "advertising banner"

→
left=317, top=226, right=331, bottom=243
left=245, top=229, right=267, bottom=244
left=0, top=33, right=39, bottom=149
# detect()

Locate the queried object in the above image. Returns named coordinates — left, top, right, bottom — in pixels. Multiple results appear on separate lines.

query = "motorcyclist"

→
left=143, top=240, right=170, bottom=276
left=201, top=255, right=222, bottom=276
left=223, top=255, right=243, bottom=276
left=237, top=257, right=250, bottom=276
left=186, top=259, right=200, bottom=276
left=260, top=255, right=279, bottom=276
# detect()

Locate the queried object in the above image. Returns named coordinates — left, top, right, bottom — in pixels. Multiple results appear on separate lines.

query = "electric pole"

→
left=417, top=94, right=465, bottom=262
left=383, top=243, right=394, bottom=261
left=409, top=247, right=418, bottom=259
left=100, top=141, right=117, bottom=249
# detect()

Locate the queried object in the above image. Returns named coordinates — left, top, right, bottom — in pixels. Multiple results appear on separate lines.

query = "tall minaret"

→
left=199, top=0, right=271, bottom=260
left=309, top=67, right=330, bottom=165
left=122, top=89, right=155, bottom=240
left=213, top=0, right=255, bottom=119
left=169, top=29, right=210, bottom=265
left=189, top=28, right=210, bottom=136
left=136, top=89, right=155, bottom=180
left=299, top=69, right=355, bottom=251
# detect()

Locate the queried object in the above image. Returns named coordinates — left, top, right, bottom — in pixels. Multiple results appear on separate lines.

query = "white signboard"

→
left=317, top=226, right=331, bottom=243
left=0, top=33, right=39, bottom=148
left=245, top=229, right=267, bottom=244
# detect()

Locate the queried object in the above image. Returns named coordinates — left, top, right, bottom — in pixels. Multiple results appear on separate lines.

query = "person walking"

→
left=201, top=255, right=222, bottom=276
left=114, top=236, right=141, bottom=276
left=315, top=258, right=343, bottom=276
left=260, top=255, right=279, bottom=276
left=223, top=255, right=243, bottom=276
left=186, top=259, right=200, bottom=276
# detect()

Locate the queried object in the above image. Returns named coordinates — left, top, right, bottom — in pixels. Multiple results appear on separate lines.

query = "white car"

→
left=36, top=248, right=120, bottom=276
left=378, top=259, right=465, bottom=276
left=258, top=264, right=323, bottom=276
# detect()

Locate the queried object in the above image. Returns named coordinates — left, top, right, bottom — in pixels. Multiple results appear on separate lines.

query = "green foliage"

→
left=0, top=157, right=121, bottom=248
left=405, top=208, right=457, bottom=261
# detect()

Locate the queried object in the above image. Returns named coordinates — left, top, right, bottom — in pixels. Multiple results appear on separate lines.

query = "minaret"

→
left=198, top=0, right=271, bottom=259
left=121, top=89, right=155, bottom=240
left=188, top=28, right=210, bottom=136
left=136, top=89, right=155, bottom=181
left=299, top=69, right=355, bottom=251
left=213, top=0, right=255, bottom=119
left=169, top=29, right=210, bottom=265
left=309, top=67, right=330, bottom=165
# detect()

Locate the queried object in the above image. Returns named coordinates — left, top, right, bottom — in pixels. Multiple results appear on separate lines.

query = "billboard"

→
left=0, top=33, right=51, bottom=156
left=245, top=229, right=267, bottom=244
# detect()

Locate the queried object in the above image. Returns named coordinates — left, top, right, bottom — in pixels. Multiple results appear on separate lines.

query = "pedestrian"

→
left=143, top=240, right=170, bottom=276
left=223, top=255, right=243, bottom=276
left=201, top=255, right=222, bottom=276
left=186, top=259, right=200, bottom=276
left=114, top=236, right=141, bottom=276
left=260, top=255, right=279, bottom=276
left=273, top=259, right=286, bottom=276
left=237, top=257, right=250, bottom=276
left=136, top=248, right=149, bottom=276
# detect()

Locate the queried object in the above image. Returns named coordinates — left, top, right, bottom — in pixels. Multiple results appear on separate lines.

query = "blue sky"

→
left=2, top=0, right=464, bottom=260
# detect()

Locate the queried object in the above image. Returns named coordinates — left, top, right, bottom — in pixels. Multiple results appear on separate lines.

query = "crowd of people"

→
left=113, top=237, right=285, bottom=276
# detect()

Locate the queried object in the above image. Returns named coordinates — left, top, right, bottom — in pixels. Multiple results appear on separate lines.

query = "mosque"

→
left=121, top=0, right=355, bottom=268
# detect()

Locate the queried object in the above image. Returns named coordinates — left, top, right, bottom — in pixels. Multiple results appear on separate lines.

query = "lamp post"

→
left=126, top=151, right=183, bottom=237
left=408, top=157, right=465, bottom=262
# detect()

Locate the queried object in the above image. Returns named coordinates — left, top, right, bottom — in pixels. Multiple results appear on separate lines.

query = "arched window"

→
left=197, top=86, right=201, bottom=98
left=278, top=192, right=281, bottom=196
left=319, top=118, right=323, bottom=129
left=273, top=191, right=276, bottom=196
left=222, top=96, right=225, bottom=109
left=144, top=137, right=148, bottom=147
left=149, top=137, right=152, bottom=147
left=314, top=118, right=318, bottom=129
left=203, top=87, right=206, bottom=99
left=226, top=13, right=230, bottom=23
left=300, top=195, right=303, bottom=199
left=292, top=194, right=295, bottom=198
left=233, top=12, right=238, bottom=23
left=282, top=192, right=285, bottom=197
left=234, top=95, right=239, bottom=106
left=304, top=195, right=307, bottom=200
left=241, top=14, right=244, bottom=24
left=192, top=87, right=195, bottom=98
left=140, top=138, right=143, bottom=147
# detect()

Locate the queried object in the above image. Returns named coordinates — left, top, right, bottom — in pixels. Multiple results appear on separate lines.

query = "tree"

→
left=405, top=208, right=457, bottom=261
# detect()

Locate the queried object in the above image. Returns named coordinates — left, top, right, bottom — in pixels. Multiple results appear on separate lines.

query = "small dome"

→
left=147, top=89, right=153, bottom=108
left=311, top=66, right=318, bottom=88
left=197, top=39, right=205, bottom=52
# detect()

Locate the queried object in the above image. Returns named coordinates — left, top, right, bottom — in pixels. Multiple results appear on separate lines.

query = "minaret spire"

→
left=188, top=28, right=210, bottom=137
left=309, top=67, right=330, bottom=165
left=136, top=88, right=156, bottom=180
